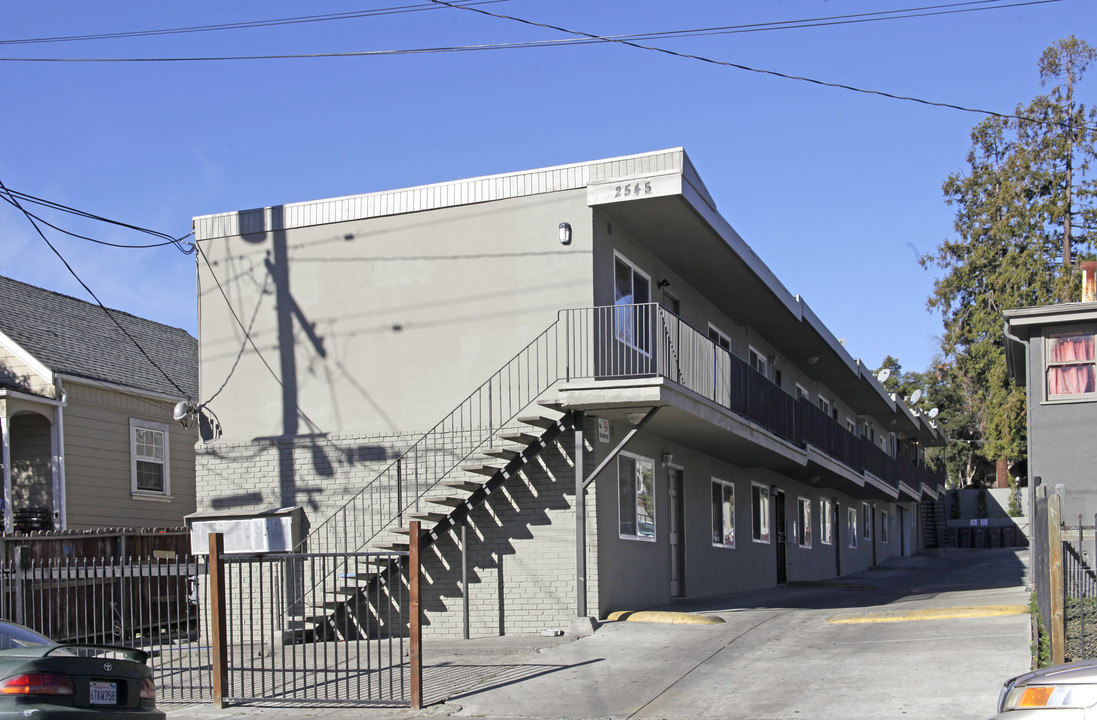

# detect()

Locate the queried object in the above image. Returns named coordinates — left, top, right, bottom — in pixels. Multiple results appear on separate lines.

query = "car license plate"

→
left=89, top=680, right=117, bottom=705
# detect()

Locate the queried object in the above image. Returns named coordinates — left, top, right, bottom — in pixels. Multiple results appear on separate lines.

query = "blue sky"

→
left=1, top=0, right=1093, bottom=382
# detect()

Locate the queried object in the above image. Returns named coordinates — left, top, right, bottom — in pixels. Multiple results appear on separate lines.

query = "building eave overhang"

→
left=0, top=329, right=54, bottom=387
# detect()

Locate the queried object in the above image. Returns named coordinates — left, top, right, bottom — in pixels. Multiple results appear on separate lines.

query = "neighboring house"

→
left=0, top=275, right=198, bottom=532
left=1005, top=266, right=1097, bottom=522
left=193, top=148, right=945, bottom=637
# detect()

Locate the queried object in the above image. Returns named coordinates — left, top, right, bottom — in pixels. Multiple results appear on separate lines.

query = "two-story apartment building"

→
left=193, top=148, right=944, bottom=637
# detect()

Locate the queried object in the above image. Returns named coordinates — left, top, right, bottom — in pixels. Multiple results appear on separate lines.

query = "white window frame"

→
left=751, top=483, right=771, bottom=544
left=1046, top=327, right=1097, bottom=400
left=848, top=507, right=858, bottom=548
left=708, top=323, right=731, bottom=352
left=618, top=451, right=656, bottom=542
left=130, top=418, right=170, bottom=499
left=846, top=419, right=856, bottom=434
left=748, top=345, right=768, bottom=378
left=820, top=498, right=833, bottom=545
left=613, top=252, right=652, bottom=355
left=861, top=419, right=875, bottom=443
left=818, top=396, right=832, bottom=417
left=711, top=478, right=735, bottom=549
left=795, top=384, right=810, bottom=402
left=862, top=502, right=872, bottom=540
left=796, top=497, right=812, bottom=548
left=880, top=509, right=890, bottom=544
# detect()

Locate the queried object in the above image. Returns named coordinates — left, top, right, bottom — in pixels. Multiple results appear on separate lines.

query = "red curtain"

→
left=1048, top=334, right=1096, bottom=395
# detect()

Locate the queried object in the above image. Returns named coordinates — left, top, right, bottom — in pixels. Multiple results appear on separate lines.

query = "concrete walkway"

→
left=167, top=548, right=1031, bottom=720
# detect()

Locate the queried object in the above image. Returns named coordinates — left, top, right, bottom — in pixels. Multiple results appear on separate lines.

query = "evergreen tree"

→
left=921, top=36, right=1097, bottom=471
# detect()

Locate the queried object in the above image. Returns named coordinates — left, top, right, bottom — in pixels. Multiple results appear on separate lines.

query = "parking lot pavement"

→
left=168, top=547, right=1032, bottom=720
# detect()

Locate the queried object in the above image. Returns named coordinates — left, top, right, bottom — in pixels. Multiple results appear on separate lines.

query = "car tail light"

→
left=139, top=677, right=156, bottom=700
left=0, top=672, right=75, bottom=696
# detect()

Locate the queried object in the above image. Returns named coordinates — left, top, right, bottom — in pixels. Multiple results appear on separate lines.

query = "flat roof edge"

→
left=193, top=148, right=690, bottom=241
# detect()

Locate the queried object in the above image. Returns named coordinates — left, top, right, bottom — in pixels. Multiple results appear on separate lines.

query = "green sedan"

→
left=0, top=620, right=164, bottom=719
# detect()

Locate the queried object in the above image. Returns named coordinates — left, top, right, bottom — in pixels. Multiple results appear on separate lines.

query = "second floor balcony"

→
left=552, top=304, right=944, bottom=501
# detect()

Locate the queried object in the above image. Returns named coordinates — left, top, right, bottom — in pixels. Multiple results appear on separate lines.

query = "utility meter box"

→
left=185, top=506, right=306, bottom=555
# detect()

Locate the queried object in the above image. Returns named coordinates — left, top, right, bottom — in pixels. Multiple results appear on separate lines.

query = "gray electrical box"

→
left=184, top=506, right=306, bottom=555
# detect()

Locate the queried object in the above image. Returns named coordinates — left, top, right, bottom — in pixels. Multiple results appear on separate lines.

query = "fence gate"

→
left=217, top=552, right=409, bottom=706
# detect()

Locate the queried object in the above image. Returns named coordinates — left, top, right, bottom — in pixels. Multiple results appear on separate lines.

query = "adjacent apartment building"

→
left=1005, top=263, right=1097, bottom=522
left=193, top=148, right=945, bottom=637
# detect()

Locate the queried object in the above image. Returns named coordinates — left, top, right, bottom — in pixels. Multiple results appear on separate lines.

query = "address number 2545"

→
left=614, top=181, right=653, bottom=198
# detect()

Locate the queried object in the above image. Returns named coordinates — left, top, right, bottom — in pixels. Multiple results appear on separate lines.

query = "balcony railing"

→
left=561, top=304, right=944, bottom=495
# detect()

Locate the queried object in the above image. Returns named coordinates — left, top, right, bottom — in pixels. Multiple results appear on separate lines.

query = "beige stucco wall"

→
left=198, top=190, right=595, bottom=444
left=62, top=382, right=197, bottom=529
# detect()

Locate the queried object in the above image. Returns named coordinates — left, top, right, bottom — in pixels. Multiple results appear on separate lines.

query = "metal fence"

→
left=0, top=551, right=212, bottom=702
left=1064, top=540, right=1097, bottom=661
left=0, top=547, right=414, bottom=707
left=218, top=551, right=409, bottom=706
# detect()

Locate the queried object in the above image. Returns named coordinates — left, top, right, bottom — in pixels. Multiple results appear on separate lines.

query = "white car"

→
left=994, top=660, right=1097, bottom=717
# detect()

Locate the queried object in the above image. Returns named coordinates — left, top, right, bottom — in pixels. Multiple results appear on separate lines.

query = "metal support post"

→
left=574, top=411, right=586, bottom=618
left=409, top=521, right=423, bottom=710
left=462, top=521, right=469, bottom=640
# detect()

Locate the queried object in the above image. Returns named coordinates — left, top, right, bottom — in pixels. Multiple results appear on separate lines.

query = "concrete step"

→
left=481, top=446, right=521, bottom=460
left=444, top=479, right=486, bottom=492
left=517, top=414, right=558, bottom=429
left=462, top=462, right=505, bottom=476
left=497, top=430, right=538, bottom=445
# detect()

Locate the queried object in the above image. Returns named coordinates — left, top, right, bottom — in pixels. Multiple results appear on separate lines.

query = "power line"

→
left=0, top=0, right=1063, bottom=61
left=2, top=186, right=193, bottom=253
left=0, top=178, right=189, bottom=398
left=427, top=0, right=1097, bottom=132
left=0, top=0, right=1047, bottom=50
left=0, top=0, right=1082, bottom=129
left=0, top=0, right=511, bottom=46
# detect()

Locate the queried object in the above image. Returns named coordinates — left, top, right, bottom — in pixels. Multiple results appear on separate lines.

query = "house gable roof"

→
left=0, top=275, right=197, bottom=399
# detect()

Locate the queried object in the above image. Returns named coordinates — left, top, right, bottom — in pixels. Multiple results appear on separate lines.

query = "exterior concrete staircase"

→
left=287, top=403, right=573, bottom=643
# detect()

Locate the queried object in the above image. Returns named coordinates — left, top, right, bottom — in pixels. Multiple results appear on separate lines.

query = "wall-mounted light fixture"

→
left=558, top=222, right=572, bottom=245
left=662, top=452, right=673, bottom=467
left=657, top=278, right=670, bottom=288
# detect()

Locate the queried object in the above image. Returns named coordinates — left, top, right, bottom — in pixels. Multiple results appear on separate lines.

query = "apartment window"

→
left=748, top=346, right=767, bottom=377
left=711, top=479, right=735, bottom=548
left=861, top=503, right=872, bottom=540
left=1047, top=329, right=1097, bottom=398
left=846, top=419, right=856, bottom=433
left=819, top=396, right=832, bottom=417
left=820, top=498, right=833, bottom=545
left=774, top=368, right=783, bottom=388
left=131, top=418, right=169, bottom=497
left=708, top=324, right=731, bottom=352
left=796, top=384, right=810, bottom=402
left=880, top=509, right=890, bottom=544
left=751, top=483, right=770, bottom=544
left=847, top=507, right=858, bottom=548
left=618, top=452, right=655, bottom=541
left=613, top=253, right=651, bottom=353
left=796, top=497, right=812, bottom=548
left=861, top=420, right=875, bottom=443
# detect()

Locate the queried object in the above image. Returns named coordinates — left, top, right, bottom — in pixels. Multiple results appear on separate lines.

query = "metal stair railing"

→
left=298, top=311, right=573, bottom=556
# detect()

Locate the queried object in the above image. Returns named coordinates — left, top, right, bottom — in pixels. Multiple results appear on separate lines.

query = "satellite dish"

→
left=876, top=368, right=891, bottom=383
left=173, top=400, right=192, bottom=421
left=927, top=407, right=939, bottom=419
left=909, top=389, right=923, bottom=404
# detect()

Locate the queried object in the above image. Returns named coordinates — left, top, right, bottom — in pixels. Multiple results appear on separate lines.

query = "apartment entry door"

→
left=668, top=465, right=685, bottom=597
left=775, top=490, right=788, bottom=584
